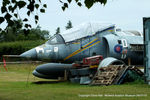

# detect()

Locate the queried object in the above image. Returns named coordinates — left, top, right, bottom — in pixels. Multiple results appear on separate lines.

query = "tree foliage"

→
left=60, top=0, right=107, bottom=11
left=0, top=0, right=47, bottom=33
left=0, top=19, right=50, bottom=42
left=0, top=0, right=107, bottom=35
left=66, top=20, right=73, bottom=30
left=27, top=25, right=50, bottom=40
left=56, top=27, right=60, bottom=34
left=0, top=19, right=23, bottom=41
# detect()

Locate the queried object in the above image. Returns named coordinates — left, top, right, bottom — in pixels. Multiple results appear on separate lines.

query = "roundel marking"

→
left=114, top=44, right=122, bottom=53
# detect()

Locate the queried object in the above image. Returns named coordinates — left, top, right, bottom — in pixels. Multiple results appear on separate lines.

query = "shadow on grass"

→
left=31, top=81, right=62, bottom=84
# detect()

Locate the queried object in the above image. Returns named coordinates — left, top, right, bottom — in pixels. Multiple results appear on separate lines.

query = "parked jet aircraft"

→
left=20, top=22, right=143, bottom=79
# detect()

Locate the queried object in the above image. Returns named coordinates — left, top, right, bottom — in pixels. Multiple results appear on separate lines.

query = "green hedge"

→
left=0, top=40, right=46, bottom=57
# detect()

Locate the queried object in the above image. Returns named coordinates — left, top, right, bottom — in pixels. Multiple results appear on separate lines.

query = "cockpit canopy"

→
left=61, top=22, right=114, bottom=42
left=46, top=34, right=65, bottom=44
left=46, top=22, right=115, bottom=44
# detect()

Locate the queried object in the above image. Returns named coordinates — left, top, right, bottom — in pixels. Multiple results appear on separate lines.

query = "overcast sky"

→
left=1, top=0, right=150, bottom=35
left=37, top=0, right=150, bottom=34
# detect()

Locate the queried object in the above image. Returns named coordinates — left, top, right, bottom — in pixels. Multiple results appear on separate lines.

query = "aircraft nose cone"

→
left=20, top=48, right=37, bottom=59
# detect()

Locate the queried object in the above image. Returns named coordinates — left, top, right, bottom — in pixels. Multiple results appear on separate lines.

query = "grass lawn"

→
left=0, top=63, right=150, bottom=100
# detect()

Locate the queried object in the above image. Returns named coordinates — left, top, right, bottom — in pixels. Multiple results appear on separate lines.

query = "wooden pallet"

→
left=90, top=65, right=128, bottom=85
left=129, top=66, right=144, bottom=76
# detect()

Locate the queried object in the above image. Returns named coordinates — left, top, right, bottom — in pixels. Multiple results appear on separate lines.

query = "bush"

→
left=0, top=40, right=46, bottom=57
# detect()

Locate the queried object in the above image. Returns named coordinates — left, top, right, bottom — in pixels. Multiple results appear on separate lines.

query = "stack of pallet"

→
left=129, top=66, right=144, bottom=76
left=90, top=65, right=129, bottom=85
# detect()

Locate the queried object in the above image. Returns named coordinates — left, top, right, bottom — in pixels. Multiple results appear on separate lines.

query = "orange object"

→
left=3, top=57, right=7, bottom=71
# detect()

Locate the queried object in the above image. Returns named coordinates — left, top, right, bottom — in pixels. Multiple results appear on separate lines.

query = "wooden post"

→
left=128, top=58, right=131, bottom=66
left=64, top=70, right=67, bottom=81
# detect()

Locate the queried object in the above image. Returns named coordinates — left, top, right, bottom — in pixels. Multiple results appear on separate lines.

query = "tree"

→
left=56, top=27, right=60, bottom=34
left=0, top=21, right=50, bottom=42
left=66, top=20, right=73, bottom=30
left=0, top=0, right=47, bottom=33
left=0, top=19, right=24, bottom=41
left=60, top=0, right=107, bottom=11
left=25, top=25, right=50, bottom=40
left=0, top=0, right=107, bottom=33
